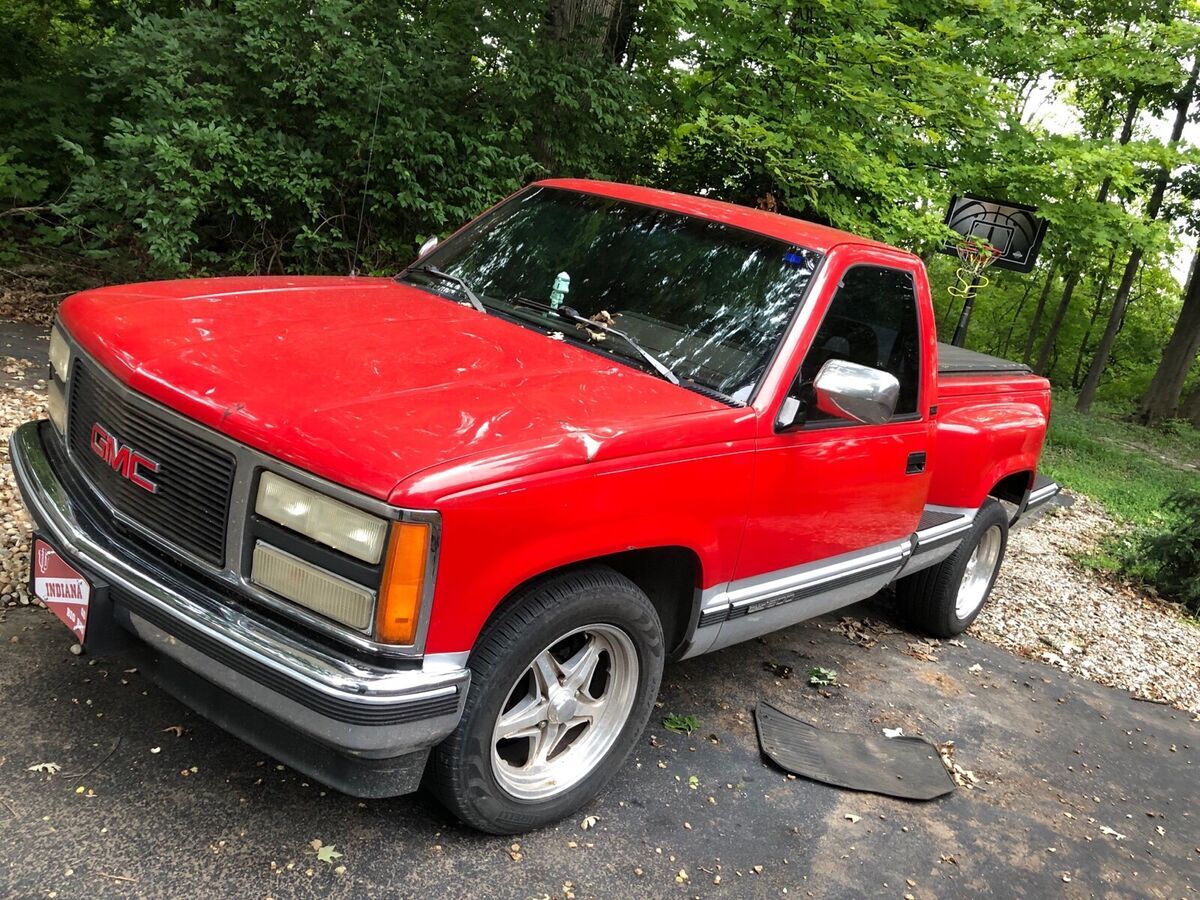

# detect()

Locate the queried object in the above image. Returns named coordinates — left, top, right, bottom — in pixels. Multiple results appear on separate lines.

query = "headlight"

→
left=251, top=542, right=375, bottom=630
left=47, top=381, right=67, bottom=434
left=49, top=325, right=70, bottom=383
left=256, top=472, right=388, bottom=563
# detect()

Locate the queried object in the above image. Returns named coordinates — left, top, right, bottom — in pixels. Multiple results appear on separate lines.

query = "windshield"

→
left=410, top=186, right=820, bottom=401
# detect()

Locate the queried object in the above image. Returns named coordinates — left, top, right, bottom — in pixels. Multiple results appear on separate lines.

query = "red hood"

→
left=59, top=276, right=738, bottom=504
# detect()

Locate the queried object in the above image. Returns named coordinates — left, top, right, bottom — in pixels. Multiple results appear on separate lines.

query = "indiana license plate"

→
left=31, top=538, right=91, bottom=643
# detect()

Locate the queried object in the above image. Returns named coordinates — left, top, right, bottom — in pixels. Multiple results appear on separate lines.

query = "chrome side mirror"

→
left=417, top=235, right=439, bottom=257
left=813, top=359, right=900, bottom=425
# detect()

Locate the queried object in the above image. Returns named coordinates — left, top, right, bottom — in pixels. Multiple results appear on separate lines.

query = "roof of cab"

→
left=535, top=178, right=909, bottom=257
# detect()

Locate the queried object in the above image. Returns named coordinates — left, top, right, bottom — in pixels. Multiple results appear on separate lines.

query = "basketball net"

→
left=948, top=237, right=1000, bottom=300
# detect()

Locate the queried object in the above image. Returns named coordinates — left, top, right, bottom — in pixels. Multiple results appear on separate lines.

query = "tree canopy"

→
left=3, top=0, right=1200, bottom=418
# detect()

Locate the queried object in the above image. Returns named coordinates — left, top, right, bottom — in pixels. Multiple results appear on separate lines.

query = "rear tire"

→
left=896, top=499, right=1008, bottom=638
left=428, top=566, right=664, bottom=834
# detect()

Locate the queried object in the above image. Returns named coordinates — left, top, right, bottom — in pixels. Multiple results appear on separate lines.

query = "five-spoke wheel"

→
left=429, top=567, right=663, bottom=833
left=491, top=625, right=638, bottom=801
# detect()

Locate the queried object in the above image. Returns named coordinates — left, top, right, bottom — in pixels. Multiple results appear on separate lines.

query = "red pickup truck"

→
left=13, top=179, right=1058, bottom=833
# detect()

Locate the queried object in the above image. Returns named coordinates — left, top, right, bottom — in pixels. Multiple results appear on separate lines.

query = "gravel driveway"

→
left=1, top=319, right=1197, bottom=897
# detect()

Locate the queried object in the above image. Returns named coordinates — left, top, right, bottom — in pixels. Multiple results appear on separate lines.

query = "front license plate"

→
left=31, top=538, right=91, bottom=643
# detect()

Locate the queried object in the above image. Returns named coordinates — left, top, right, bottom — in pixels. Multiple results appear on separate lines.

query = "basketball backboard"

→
left=942, top=195, right=1047, bottom=273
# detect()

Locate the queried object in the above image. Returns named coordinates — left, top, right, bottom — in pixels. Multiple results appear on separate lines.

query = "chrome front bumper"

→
left=11, top=421, right=469, bottom=785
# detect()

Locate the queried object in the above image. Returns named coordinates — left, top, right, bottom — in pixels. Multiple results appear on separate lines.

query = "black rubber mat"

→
left=755, top=702, right=956, bottom=801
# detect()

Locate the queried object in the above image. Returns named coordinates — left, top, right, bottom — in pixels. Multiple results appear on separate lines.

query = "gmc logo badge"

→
left=90, top=423, right=160, bottom=493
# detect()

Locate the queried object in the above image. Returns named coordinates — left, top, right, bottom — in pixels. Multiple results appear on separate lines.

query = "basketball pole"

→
left=950, top=273, right=982, bottom=347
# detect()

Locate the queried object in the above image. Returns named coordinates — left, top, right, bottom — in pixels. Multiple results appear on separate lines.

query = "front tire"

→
left=429, top=567, right=664, bottom=834
left=896, top=499, right=1009, bottom=637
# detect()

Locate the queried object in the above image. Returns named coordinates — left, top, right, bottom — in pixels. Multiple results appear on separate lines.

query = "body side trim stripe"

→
left=696, top=539, right=910, bottom=629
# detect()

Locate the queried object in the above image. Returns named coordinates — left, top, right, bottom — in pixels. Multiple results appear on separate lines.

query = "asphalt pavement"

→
left=2, top=594, right=1197, bottom=899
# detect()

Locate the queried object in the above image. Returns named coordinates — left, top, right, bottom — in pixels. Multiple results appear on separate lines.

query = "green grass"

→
left=1039, top=396, right=1200, bottom=528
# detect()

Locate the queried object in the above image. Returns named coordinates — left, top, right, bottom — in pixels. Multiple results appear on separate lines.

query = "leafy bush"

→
left=5, top=0, right=655, bottom=277
left=1120, top=489, right=1200, bottom=615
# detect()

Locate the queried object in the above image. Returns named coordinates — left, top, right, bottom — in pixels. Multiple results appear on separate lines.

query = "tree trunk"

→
left=1035, top=269, right=1080, bottom=375
left=1180, top=384, right=1200, bottom=427
left=1000, top=279, right=1035, bottom=358
left=1071, top=252, right=1117, bottom=389
left=1136, top=247, right=1200, bottom=423
left=1077, top=56, right=1200, bottom=413
left=545, top=0, right=626, bottom=53
left=1034, top=90, right=1143, bottom=377
left=533, top=0, right=637, bottom=170
left=1022, top=260, right=1058, bottom=365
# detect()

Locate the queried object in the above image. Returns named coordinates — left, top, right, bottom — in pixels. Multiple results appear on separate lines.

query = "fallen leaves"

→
left=980, top=497, right=1200, bottom=714
left=807, top=666, right=838, bottom=686
left=904, top=641, right=939, bottom=663
left=936, top=741, right=979, bottom=789
left=310, top=839, right=343, bottom=864
left=831, top=616, right=892, bottom=648
left=762, top=661, right=793, bottom=678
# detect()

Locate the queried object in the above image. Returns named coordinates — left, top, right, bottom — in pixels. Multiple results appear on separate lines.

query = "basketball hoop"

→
left=948, top=237, right=1000, bottom=300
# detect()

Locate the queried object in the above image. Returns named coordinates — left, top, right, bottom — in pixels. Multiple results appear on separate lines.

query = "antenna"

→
left=349, top=78, right=386, bottom=276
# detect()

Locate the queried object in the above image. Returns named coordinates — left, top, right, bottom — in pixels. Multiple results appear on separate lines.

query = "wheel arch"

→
left=469, top=546, right=703, bottom=662
left=989, top=469, right=1034, bottom=505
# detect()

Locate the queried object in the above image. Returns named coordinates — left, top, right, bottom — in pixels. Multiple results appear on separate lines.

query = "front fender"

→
left=421, top=444, right=755, bottom=654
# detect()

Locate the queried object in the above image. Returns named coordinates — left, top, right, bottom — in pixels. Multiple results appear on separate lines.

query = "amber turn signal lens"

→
left=375, top=522, right=431, bottom=644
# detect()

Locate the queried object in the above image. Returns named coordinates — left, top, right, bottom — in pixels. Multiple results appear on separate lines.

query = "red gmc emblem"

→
left=90, top=423, right=160, bottom=493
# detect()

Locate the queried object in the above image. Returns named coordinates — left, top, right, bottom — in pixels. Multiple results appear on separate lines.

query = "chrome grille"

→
left=67, top=362, right=236, bottom=566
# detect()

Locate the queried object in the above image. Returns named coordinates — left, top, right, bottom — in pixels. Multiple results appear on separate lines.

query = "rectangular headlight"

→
left=47, top=380, right=66, bottom=434
left=251, top=542, right=375, bottom=631
left=256, top=472, right=388, bottom=563
left=49, top=325, right=70, bottom=383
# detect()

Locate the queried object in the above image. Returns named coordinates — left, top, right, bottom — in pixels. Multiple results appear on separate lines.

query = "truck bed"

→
left=937, top=343, right=1031, bottom=377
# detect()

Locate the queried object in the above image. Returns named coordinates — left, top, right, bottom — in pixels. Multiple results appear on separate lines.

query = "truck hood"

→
left=60, top=276, right=734, bottom=503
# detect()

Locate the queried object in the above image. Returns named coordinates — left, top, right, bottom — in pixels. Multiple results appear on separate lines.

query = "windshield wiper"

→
left=510, top=296, right=680, bottom=386
left=405, top=265, right=486, bottom=314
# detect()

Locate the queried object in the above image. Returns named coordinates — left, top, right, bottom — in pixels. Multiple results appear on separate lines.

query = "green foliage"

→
left=807, top=666, right=838, bottom=687
left=662, top=713, right=699, bottom=735
left=4, top=0, right=655, bottom=275
left=1039, top=397, right=1200, bottom=526
left=1119, top=490, right=1200, bottom=614
left=1, top=0, right=1199, bottom=415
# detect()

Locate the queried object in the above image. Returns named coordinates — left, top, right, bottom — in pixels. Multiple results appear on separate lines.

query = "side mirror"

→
left=417, top=235, right=439, bottom=257
left=812, top=359, right=899, bottom=425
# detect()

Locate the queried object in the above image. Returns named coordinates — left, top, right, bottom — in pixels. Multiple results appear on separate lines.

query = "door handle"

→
left=906, top=451, right=927, bottom=475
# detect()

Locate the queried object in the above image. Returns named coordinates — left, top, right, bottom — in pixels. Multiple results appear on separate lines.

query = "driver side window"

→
left=789, top=265, right=921, bottom=424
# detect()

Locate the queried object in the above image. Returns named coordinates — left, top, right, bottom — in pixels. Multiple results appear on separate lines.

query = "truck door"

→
left=706, top=252, right=935, bottom=649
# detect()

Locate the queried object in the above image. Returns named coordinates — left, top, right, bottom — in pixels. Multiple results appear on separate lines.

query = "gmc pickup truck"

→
left=13, top=179, right=1059, bottom=833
